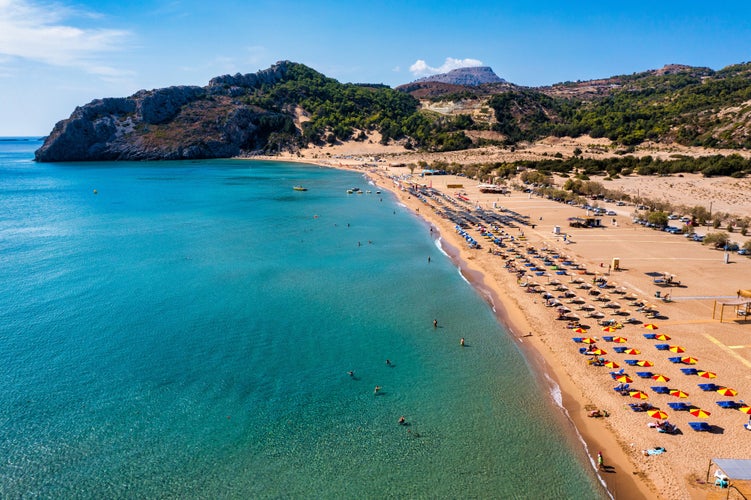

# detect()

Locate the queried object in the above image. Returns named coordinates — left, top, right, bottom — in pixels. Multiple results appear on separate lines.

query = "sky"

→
left=1, top=0, right=750, bottom=135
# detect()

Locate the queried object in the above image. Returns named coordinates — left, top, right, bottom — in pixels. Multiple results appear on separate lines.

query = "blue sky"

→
left=1, top=0, right=750, bottom=135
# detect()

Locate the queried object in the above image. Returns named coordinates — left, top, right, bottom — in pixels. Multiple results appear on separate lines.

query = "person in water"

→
left=433, top=319, right=438, bottom=328
left=374, top=386, right=381, bottom=395
left=348, top=370, right=354, bottom=377
left=386, top=359, right=392, bottom=366
left=398, top=416, right=406, bottom=425
left=460, top=337, right=465, bottom=346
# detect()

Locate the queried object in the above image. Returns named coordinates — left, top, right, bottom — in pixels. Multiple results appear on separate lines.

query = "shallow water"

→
left=0, top=139, right=604, bottom=498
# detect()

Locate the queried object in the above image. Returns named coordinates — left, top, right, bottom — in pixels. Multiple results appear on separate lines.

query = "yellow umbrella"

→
left=738, top=406, right=751, bottom=414
left=668, top=345, right=685, bottom=353
left=654, top=334, right=671, bottom=341
left=616, top=375, right=633, bottom=383
left=581, top=337, right=598, bottom=344
left=643, top=323, right=659, bottom=330
left=652, top=374, right=670, bottom=382
left=716, top=387, right=738, bottom=397
left=612, top=336, right=627, bottom=343
left=690, top=408, right=711, bottom=418
left=648, top=409, right=669, bottom=419
left=604, top=360, right=619, bottom=369
left=601, top=326, right=617, bottom=333
left=630, top=391, right=649, bottom=399
left=670, top=389, right=689, bottom=398
left=590, top=348, right=607, bottom=356
left=636, top=360, right=654, bottom=367
left=698, top=371, right=717, bottom=379
left=681, top=356, right=698, bottom=365
left=573, top=327, right=587, bottom=334
left=624, top=348, right=641, bottom=355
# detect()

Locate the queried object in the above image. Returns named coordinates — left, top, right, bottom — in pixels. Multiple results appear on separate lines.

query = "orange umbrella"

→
left=697, top=371, right=717, bottom=379
left=630, top=391, right=649, bottom=399
left=670, top=389, right=689, bottom=398
left=616, top=375, right=633, bottom=383
left=604, top=360, right=619, bottom=369
left=601, top=326, right=617, bottom=333
left=590, top=348, right=607, bottom=356
left=652, top=374, right=670, bottom=382
left=648, top=409, right=668, bottom=419
left=716, top=387, right=738, bottom=397
left=636, top=360, right=654, bottom=367
left=654, top=334, right=671, bottom=341
left=573, top=327, right=587, bottom=334
left=689, top=408, right=711, bottom=418
left=643, top=323, right=659, bottom=330
left=738, top=406, right=751, bottom=414
left=668, top=345, right=685, bottom=353
left=612, top=336, right=627, bottom=343
left=581, top=337, right=598, bottom=344
left=681, top=356, right=698, bottom=365
left=624, top=348, right=641, bottom=355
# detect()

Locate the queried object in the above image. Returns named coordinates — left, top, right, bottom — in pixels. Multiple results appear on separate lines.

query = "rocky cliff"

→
left=412, top=66, right=505, bottom=86
left=35, top=62, right=297, bottom=162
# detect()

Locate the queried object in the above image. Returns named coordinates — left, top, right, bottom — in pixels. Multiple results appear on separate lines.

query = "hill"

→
left=412, top=66, right=505, bottom=86
left=35, top=61, right=751, bottom=162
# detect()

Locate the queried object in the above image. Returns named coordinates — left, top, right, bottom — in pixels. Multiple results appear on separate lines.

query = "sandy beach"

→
left=254, top=141, right=751, bottom=499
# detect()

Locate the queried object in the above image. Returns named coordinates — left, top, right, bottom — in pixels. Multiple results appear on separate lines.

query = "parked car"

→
left=739, top=248, right=749, bottom=255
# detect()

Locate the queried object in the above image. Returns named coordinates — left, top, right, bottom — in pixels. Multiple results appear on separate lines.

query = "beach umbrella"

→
left=612, top=336, right=627, bottom=343
left=652, top=374, right=670, bottom=382
left=601, top=326, right=617, bottom=333
left=668, top=345, right=686, bottom=353
left=716, top=387, right=738, bottom=397
left=604, top=361, right=619, bottom=369
left=573, top=327, right=587, bottom=334
left=738, top=406, right=751, bottom=414
left=647, top=409, right=668, bottom=419
left=624, top=348, right=641, bottom=355
left=669, top=389, right=689, bottom=398
left=581, top=337, right=598, bottom=344
left=680, top=356, right=698, bottom=365
left=689, top=408, right=711, bottom=418
left=629, top=391, right=649, bottom=399
left=654, top=334, right=671, bottom=341
left=616, top=375, right=633, bottom=383
left=643, top=323, right=659, bottom=330
left=636, top=360, right=654, bottom=367
left=590, top=348, right=607, bottom=356
left=697, top=370, right=717, bottom=379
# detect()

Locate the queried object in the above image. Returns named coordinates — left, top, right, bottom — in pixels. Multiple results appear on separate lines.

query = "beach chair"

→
left=572, top=337, right=584, bottom=343
left=602, top=336, right=614, bottom=342
left=636, top=371, right=654, bottom=378
left=680, top=368, right=699, bottom=375
left=654, top=344, right=670, bottom=350
left=698, top=383, right=720, bottom=391
left=643, top=333, right=657, bottom=340
left=688, top=422, right=711, bottom=432
left=579, top=347, right=589, bottom=354
left=651, top=386, right=670, bottom=394
left=613, top=346, right=627, bottom=353
left=668, top=356, right=683, bottom=363
left=624, top=359, right=639, bottom=366
left=614, top=383, right=630, bottom=394
left=667, top=402, right=692, bottom=411
left=609, top=369, right=625, bottom=377
left=715, top=400, right=741, bottom=409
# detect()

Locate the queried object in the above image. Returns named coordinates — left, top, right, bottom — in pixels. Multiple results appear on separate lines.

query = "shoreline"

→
left=254, top=156, right=654, bottom=498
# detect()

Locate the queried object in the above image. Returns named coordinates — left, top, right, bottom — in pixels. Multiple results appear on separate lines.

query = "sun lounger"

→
left=602, top=336, right=614, bottom=342
left=572, top=337, right=584, bottom=343
left=680, top=368, right=698, bottom=375
left=688, top=422, right=711, bottom=432
left=579, top=347, right=588, bottom=354
left=636, top=371, right=654, bottom=378
left=643, top=333, right=657, bottom=340
left=654, top=344, right=670, bottom=350
left=614, top=383, right=630, bottom=393
left=668, top=356, right=683, bottom=363
left=651, top=386, right=670, bottom=394
left=613, top=347, right=627, bottom=353
left=716, top=400, right=741, bottom=409
left=667, top=402, right=692, bottom=411
left=628, top=402, right=652, bottom=412
left=609, top=369, right=625, bottom=377
left=624, top=359, right=639, bottom=366
left=698, top=383, right=720, bottom=391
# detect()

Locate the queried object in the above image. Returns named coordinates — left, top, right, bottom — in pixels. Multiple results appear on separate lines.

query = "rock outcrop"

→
left=412, top=67, right=505, bottom=86
left=35, top=62, right=296, bottom=162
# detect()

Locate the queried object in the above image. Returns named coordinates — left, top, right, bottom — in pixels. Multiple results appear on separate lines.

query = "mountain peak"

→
left=412, top=66, right=505, bottom=86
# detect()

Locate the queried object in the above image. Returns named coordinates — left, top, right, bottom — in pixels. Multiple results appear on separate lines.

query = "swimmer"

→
left=433, top=319, right=438, bottom=328
left=398, top=416, right=406, bottom=425
left=374, top=386, right=381, bottom=394
left=386, top=359, right=391, bottom=366
left=348, top=370, right=354, bottom=377
left=460, top=337, right=465, bottom=347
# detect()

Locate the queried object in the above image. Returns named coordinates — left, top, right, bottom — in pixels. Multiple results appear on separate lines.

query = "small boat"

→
left=293, top=185, right=308, bottom=191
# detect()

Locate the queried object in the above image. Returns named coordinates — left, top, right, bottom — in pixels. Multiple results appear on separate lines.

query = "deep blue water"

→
left=0, top=138, right=604, bottom=498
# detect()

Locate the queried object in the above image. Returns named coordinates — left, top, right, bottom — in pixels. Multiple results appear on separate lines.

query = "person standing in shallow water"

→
left=433, top=319, right=438, bottom=328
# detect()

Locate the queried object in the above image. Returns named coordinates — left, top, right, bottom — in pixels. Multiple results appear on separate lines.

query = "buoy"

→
left=93, top=189, right=98, bottom=195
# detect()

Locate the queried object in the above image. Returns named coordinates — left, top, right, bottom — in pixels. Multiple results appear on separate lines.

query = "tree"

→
left=646, top=211, right=669, bottom=228
left=702, top=231, right=730, bottom=248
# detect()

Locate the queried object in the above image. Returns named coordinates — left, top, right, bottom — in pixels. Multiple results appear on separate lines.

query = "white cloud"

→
left=409, top=57, right=483, bottom=77
left=0, top=0, right=132, bottom=77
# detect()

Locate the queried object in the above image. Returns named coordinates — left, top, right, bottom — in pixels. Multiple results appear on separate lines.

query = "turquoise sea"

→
left=0, top=138, right=604, bottom=498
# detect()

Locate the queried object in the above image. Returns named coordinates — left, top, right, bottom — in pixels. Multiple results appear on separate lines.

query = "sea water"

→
left=0, top=138, right=604, bottom=498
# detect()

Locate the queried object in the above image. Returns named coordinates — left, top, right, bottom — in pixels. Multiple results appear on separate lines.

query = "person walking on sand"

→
left=597, top=451, right=604, bottom=470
